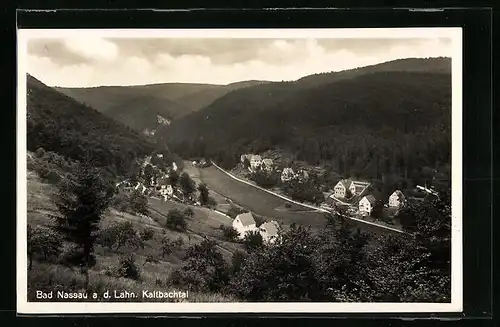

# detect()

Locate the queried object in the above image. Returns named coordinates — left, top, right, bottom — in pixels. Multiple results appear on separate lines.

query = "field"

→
left=198, top=165, right=401, bottom=235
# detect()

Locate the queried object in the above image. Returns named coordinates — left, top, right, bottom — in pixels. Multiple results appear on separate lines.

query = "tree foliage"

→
left=179, top=172, right=196, bottom=196
left=27, top=75, right=154, bottom=178
left=228, top=192, right=451, bottom=302
left=52, top=161, right=113, bottom=289
left=170, top=239, right=229, bottom=292
left=242, top=230, right=264, bottom=252
left=27, top=224, right=63, bottom=270
left=198, top=183, right=209, bottom=206
left=165, top=209, right=187, bottom=232
left=166, top=70, right=451, bottom=185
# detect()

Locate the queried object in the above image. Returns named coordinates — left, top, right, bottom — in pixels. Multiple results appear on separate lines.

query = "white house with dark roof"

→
left=250, top=155, right=263, bottom=170
left=262, top=158, right=274, bottom=171
left=259, top=220, right=279, bottom=244
left=233, top=212, right=258, bottom=239
left=281, top=167, right=295, bottom=182
left=389, top=190, right=406, bottom=207
left=334, top=179, right=369, bottom=198
left=359, top=195, right=377, bottom=215
left=334, top=179, right=353, bottom=198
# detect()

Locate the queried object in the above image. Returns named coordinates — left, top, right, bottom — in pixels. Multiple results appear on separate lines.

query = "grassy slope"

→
left=26, top=165, right=242, bottom=302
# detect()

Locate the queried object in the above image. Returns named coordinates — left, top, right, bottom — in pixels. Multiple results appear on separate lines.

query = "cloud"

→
left=62, top=37, right=119, bottom=62
left=26, top=37, right=452, bottom=87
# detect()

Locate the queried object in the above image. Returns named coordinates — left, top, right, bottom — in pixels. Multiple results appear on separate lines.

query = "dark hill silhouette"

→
left=27, top=74, right=154, bottom=177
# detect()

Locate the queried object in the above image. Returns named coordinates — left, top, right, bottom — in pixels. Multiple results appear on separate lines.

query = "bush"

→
left=58, top=246, right=96, bottom=270
left=227, top=205, right=245, bottom=219
left=243, top=230, right=264, bottom=252
left=27, top=225, right=63, bottom=269
left=117, top=254, right=141, bottom=280
left=96, top=221, right=143, bottom=250
left=140, top=227, right=155, bottom=242
left=207, top=197, right=217, bottom=208
left=45, top=170, right=61, bottom=184
left=35, top=147, right=46, bottom=158
left=183, top=208, right=194, bottom=218
left=165, top=209, right=187, bottom=232
left=160, top=236, right=184, bottom=258
left=221, top=226, right=239, bottom=242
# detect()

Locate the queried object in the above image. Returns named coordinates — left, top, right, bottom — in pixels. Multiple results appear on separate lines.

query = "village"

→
left=236, top=153, right=440, bottom=226
left=115, top=149, right=440, bottom=246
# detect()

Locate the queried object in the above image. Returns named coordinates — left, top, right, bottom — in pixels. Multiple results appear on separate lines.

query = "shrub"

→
left=140, top=227, right=155, bottom=242
left=117, top=254, right=141, bottom=280
left=27, top=225, right=63, bottom=269
left=165, top=209, right=187, bottom=232
left=143, top=254, right=160, bottom=266
left=169, top=239, right=229, bottom=292
left=35, top=147, right=46, bottom=158
left=222, top=226, right=239, bottom=242
left=242, top=230, right=264, bottom=252
left=227, top=205, right=245, bottom=219
left=160, top=236, right=184, bottom=258
left=183, top=208, right=194, bottom=218
left=58, top=246, right=96, bottom=271
left=45, top=170, right=61, bottom=184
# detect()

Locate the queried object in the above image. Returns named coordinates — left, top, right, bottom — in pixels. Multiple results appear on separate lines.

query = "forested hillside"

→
left=295, top=57, right=451, bottom=88
left=55, top=80, right=268, bottom=132
left=166, top=64, right=451, bottom=188
left=27, top=74, right=155, bottom=177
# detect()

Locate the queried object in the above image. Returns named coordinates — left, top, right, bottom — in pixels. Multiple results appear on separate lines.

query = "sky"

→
left=26, top=36, right=452, bottom=87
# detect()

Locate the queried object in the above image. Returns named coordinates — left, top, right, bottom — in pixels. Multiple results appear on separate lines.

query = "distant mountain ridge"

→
left=55, top=80, right=269, bottom=133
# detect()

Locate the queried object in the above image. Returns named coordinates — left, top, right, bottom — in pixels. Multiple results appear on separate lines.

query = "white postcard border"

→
left=17, top=27, right=463, bottom=314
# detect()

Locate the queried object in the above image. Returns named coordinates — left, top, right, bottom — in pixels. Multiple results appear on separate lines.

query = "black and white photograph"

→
left=17, top=28, right=462, bottom=314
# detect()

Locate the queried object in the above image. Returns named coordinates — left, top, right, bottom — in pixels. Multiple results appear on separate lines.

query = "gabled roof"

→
left=362, top=194, right=377, bottom=205
left=391, top=190, right=405, bottom=199
left=260, top=221, right=279, bottom=236
left=235, top=212, right=256, bottom=227
left=337, top=179, right=352, bottom=189
left=354, top=185, right=365, bottom=193
left=262, top=158, right=273, bottom=165
left=251, top=155, right=262, bottom=161
left=282, top=167, right=294, bottom=174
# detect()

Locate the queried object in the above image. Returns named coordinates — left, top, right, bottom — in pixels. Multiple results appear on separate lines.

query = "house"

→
left=250, top=155, right=263, bottom=170
left=262, top=158, right=274, bottom=171
left=334, top=179, right=369, bottom=198
left=160, top=184, right=174, bottom=198
left=156, top=153, right=163, bottom=158
left=172, top=162, right=178, bottom=171
left=134, top=182, right=147, bottom=194
left=240, top=154, right=251, bottom=163
left=259, top=220, right=279, bottom=244
left=281, top=167, right=295, bottom=182
left=334, top=179, right=353, bottom=198
left=389, top=190, right=406, bottom=207
left=232, top=212, right=257, bottom=239
left=297, top=169, right=309, bottom=182
left=359, top=195, right=377, bottom=215
left=350, top=181, right=370, bottom=195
